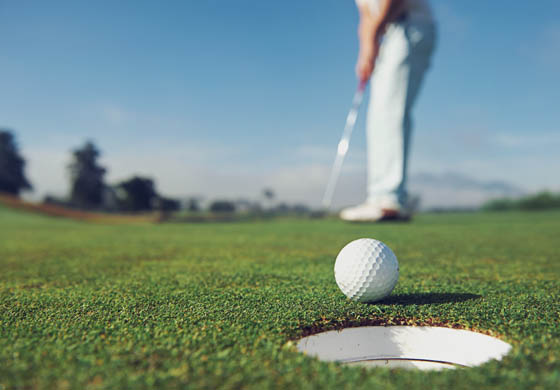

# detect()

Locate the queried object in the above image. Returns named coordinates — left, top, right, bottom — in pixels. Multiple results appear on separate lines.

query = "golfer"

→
left=340, top=0, right=436, bottom=221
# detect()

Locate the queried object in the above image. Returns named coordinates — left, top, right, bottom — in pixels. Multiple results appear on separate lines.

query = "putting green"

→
left=1, top=206, right=559, bottom=389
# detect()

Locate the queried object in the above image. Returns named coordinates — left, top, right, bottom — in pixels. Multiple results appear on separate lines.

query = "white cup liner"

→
left=296, top=326, right=511, bottom=371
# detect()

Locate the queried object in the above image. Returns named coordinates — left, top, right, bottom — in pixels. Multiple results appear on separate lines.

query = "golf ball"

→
left=334, top=238, right=399, bottom=302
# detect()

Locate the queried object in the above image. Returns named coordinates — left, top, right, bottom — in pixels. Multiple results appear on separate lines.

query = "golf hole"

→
left=296, top=326, right=511, bottom=371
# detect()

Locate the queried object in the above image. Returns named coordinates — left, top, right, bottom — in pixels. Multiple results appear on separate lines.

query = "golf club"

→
left=322, top=82, right=367, bottom=210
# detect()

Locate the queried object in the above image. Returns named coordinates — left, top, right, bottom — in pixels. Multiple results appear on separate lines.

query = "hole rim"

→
left=295, top=325, right=512, bottom=371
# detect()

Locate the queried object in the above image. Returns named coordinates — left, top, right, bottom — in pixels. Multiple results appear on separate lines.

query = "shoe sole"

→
left=340, top=209, right=412, bottom=223
left=378, top=209, right=411, bottom=222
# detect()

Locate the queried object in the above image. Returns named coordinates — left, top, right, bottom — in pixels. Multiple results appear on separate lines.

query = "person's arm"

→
left=356, top=0, right=406, bottom=84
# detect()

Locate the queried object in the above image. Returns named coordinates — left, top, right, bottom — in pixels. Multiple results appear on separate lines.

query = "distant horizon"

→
left=2, top=0, right=559, bottom=208
left=16, top=136, right=530, bottom=210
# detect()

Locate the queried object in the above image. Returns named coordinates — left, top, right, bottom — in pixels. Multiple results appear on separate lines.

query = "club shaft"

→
left=322, top=88, right=364, bottom=209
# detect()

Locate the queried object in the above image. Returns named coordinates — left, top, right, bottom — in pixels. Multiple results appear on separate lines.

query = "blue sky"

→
left=1, top=0, right=559, bottom=206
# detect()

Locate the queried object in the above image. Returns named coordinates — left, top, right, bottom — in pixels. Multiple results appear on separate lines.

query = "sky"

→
left=1, top=0, right=559, bottom=208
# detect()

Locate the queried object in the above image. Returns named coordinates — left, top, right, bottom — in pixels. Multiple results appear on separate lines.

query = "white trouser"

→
left=366, top=17, right=436, bottom=208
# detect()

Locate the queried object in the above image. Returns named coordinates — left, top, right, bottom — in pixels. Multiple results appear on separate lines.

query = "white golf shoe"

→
left=339, top=200, right=412, bottom=222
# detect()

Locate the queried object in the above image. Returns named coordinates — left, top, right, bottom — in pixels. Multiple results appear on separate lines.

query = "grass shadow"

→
left=376, top=292, right=482, bottom=306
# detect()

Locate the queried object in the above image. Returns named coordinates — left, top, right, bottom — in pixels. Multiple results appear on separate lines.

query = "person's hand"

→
left=356, top=40, right=380, bottom=85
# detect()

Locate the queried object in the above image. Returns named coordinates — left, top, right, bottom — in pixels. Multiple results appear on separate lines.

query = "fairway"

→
left=1, top=206, right=559, bottom=389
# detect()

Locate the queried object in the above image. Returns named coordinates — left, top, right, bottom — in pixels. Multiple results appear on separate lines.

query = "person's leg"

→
left=366, top=19, right=436, bottom=211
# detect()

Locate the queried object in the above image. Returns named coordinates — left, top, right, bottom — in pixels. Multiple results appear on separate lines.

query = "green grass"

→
left=1, top=206, right=559, bottom=389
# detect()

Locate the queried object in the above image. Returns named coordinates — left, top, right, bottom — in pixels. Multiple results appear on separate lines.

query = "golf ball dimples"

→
left=334, top=238, right=399, bottom=302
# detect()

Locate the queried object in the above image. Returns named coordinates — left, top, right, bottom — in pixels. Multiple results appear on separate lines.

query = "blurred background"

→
left=1, top=0, right=559, bottom=216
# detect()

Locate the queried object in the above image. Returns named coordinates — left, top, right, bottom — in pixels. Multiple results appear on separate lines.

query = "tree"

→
left=263, top=188, right=275, bottom=201
left=115, top=176, right=157, bottom=212
left=68, top=141, right=106, bottom=209
left=153, top=196, right=181, bottom=212
left=185, top=197, right=201, bottom=212
left=0, top=130, right=32, bottom=196
left=262, top=187, right=275, bottom=210
left=209, top=200, right=235, bottom=213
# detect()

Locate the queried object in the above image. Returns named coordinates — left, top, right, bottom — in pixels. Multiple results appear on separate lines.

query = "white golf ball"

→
left=334, top=238, right=399, bottom=302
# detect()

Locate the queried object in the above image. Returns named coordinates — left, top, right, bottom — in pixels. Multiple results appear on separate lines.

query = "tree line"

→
left=1, top=129, right=307, bottom=215
left=0, top=129, right=179, bottom=212
left=482, top=192, right=560, bottom=211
